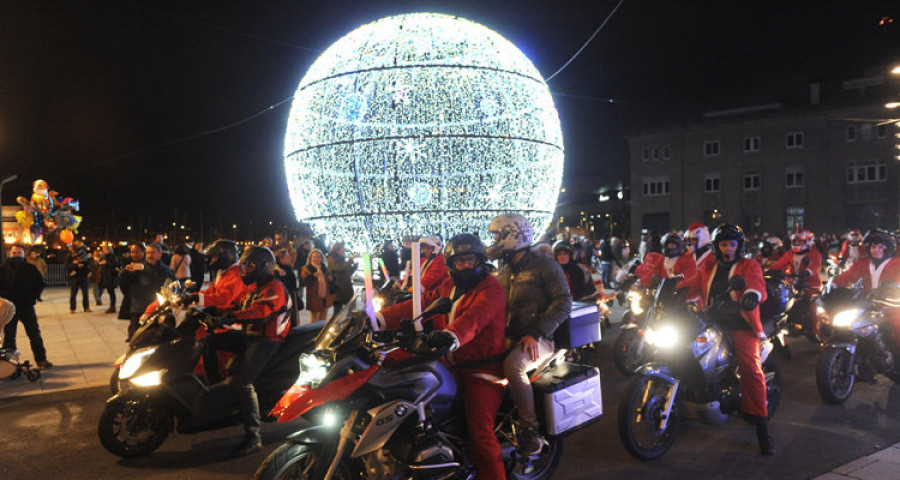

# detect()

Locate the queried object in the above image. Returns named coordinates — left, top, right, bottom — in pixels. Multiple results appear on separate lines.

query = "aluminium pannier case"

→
left=554, top=301, right=601, bottom=350
left=532, top=361, right=602, bottom=436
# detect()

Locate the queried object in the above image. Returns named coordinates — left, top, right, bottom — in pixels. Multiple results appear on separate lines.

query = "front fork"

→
left=321, top=411, right=358, bottom=480
left=637, top=375, right=680, bottom=432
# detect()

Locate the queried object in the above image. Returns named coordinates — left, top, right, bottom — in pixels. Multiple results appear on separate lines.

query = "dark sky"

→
left=1, top=1, right=897, bottom=238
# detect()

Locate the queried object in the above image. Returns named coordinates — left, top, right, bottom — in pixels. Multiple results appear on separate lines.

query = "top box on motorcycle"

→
left=532, top=361, right=603, bottom=437
left=554, top=301, right=601, bottom=350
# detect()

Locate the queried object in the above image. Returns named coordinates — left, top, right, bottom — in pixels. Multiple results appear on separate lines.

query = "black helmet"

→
left=711, top=224, right=745, bottom=262
left=551, top=240, right=572, bottom=255
left=444, top=234, right=489, bottom=291
left=864, top=229, right=896, bottom=258
left=239, top=246, right=276, bottom=285
left=206, top=239, right=239, bottom=271
left=661, top=232, right=686, bottom=258
left=758, top=240, right=774, bottom=258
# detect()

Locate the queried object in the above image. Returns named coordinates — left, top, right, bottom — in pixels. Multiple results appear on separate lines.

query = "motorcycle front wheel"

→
left=618, top=375, right=682, bottom=461
left=816, top=347, right=855, bottom=404
left=612, top=328, right=645, bottom=375
left=97, top=392, right=173, bottom=457
left=253, top=443, right=360, bottom=480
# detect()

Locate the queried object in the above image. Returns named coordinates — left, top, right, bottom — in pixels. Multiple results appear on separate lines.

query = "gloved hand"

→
left=215, top=312, right=237, bottom=327
left=740, top=292, right=759, bottom=311
left=424, top=330, right=459, bottom=352
left=178, top=292, right=198, bottom=306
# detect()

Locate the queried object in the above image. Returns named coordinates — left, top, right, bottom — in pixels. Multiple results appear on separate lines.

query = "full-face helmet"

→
left=486, top=213, right=534, bottom=261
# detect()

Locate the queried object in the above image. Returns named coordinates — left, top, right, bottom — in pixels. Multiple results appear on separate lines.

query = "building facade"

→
left=627, top=80, right=899, bottom=238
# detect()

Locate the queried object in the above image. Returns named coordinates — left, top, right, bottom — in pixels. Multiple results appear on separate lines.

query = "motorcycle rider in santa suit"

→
left=209, top=246, right=292, bottom=458
left=377, top=233, right=508, bottom=478
left=678, top=224, right=775, bottom=455
left=833, top=230, right=900, bottom=345
left=634, top=232, right=698, bottom=287
left=754, top=236, right=785, bottom=270
left=771, top=228, right=823, bottom=292
left=838, top=229, right=865, bottom=268
left=685, top=222, right=714, bottom=269
left=400, top=235, right=448, bottom=293
left=487, top=213, right=572, bottom=456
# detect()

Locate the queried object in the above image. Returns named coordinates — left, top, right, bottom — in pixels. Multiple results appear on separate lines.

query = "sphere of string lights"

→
left=283, top=12, right=564, bottom=251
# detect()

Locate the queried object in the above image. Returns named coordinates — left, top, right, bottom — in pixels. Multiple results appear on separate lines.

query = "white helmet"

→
left=418, top=235, right=442, bottom=256
left=486, top=213, right=533, bottom=260
left=767, top=236, right=783, bottom=250
left=685, top=222, right=710, bottom=251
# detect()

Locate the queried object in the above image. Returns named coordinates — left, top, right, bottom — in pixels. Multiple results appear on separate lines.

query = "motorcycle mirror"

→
left=420, top=298, right=453, bottom=318
left=728, top=275, right=747, bottom=291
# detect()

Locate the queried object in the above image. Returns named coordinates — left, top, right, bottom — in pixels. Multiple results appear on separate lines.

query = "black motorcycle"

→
left=815, top=283, right=900, bottom=404
left=97, top=281, right=325, bottom=457
left=617, top=276, right=784, bottom=460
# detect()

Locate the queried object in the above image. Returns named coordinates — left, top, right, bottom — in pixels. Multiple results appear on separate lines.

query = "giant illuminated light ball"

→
left=284, top=12, right=564, bottom=251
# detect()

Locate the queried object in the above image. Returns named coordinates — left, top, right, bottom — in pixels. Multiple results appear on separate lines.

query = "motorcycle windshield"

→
left=313, top=295, right=362, bottom=351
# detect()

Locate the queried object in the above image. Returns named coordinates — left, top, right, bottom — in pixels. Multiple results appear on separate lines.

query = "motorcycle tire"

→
left=503, top=433, right=564, bottom=480
left=762, top=355, right=784, bottom=419
left=97, top=393, right=173, bottom=458
left=253, top=442, right=360, bottom=480
left=816, top=347, right=855, bottom=404
left=618, top=375, right=682, bottom=461
left=612, top=328, right=644, bottom=376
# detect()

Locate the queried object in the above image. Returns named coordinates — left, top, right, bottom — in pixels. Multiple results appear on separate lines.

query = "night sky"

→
left=1, top=1, right=897, bottom=239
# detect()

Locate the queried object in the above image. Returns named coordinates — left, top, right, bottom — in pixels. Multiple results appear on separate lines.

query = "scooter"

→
left=97, top=281, right=325, bottom=457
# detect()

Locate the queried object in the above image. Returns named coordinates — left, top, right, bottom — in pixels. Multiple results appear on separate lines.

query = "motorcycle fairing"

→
left=276, top=365, right=378, bottom=422
left=350, top=399, right=417, bottom=457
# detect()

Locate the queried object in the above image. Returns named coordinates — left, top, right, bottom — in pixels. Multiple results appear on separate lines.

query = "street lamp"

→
left=0, top=174, right=19, bottom=263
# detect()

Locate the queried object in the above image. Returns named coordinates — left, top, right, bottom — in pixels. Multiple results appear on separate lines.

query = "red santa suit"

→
left=678, top=257, right=769, bottom=418
left=401, top=254, right=449, bottom=293
left=838, top=240, right=865, bottom=266
left=755, top=251, right=784, bottom=271
left=141, top=263, right=250, bottom=318
left=231, top=277, right=292, bottom=340
left=380, top=275, right=506, bottom=479
left=770, top=248, right=823, bottom=293
left=635, top=251, right=698, bottom=287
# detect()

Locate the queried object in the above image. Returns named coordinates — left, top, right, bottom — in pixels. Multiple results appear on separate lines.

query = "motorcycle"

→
left=815, top=283, right=900, bottom=404
left=611, top=275, right=660, bottom=375
left=252, top=298, right=603, bottom=480
left=767, top=257, right=825, bottom=343
left=97, top=281, right=325, bottom=458
left=617, top=276, right=784, bottom=460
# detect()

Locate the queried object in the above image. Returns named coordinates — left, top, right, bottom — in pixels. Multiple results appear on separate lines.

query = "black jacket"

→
left=382, top=248, right=401, bottom=278
left=118, top=261, right=176, bottom=316
left=497, top=250, right=572, bottom=341
left=0, top=259, right=45, bottom=305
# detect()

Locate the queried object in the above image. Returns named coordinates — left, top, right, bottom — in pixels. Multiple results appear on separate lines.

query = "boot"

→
left=228, top=434, right=262, bottom=458
left=756, top=421, right=775, bottom=455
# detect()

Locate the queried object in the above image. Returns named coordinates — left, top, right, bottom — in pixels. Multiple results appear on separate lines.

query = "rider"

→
left=400, top=235, right=448, bottom=293
left=210, top=246, right=292, bottom=458
left=634, top=232, right=698, bottom=287
left=377, top=234, right=507, bottom=478
left=754, top=236, right=785, bottom=270
left=838, top=229, right=865, bottom=267
left=678, top=224, right=774, bottom=455
left=487, top=213, right=572, bottom=456
left=685, top=222, right=714, bottom=268
left=771, top=227, right=823, bottom=334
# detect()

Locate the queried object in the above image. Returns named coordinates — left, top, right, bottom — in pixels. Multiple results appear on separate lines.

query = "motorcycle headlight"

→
left=156, top=293, right=166, bottom=305
left=645, top=325, right=679, bottom=349
left=373, top=296, right=385, bottom=313
left=119, top=347, right=157, bottom=379
left=296, top=353, right=330, bottom=388
left=628, top=292, right=644, bottom=315
left=832, top=309, right=863, bottom=328
left=130, top=370, right=164, bottom=387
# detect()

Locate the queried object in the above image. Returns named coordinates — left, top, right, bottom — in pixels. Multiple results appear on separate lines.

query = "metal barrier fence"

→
left=46, top=264, right=68, bottom=286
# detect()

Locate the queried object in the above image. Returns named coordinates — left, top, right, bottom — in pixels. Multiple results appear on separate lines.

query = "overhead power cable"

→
left=545, top=0, right=626, bottom=82
left=71, top=95, right=296, bottom=174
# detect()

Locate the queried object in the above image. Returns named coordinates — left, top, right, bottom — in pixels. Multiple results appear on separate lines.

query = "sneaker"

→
left=37, top=360, right=53, bottom=369
left=517, top=427, right=545, bottom=456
